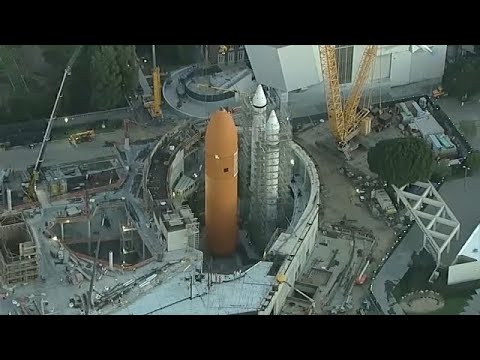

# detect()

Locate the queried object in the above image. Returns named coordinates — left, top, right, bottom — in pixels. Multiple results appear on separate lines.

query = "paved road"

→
left=0, top=125, right=169, bottom=171
left=437, top=96, right=480, bottom=151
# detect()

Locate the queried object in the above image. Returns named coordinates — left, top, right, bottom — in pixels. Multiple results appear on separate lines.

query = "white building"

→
left=245, top=45, right=447, bottom=117
left=153, top=203, right=200, bottom=251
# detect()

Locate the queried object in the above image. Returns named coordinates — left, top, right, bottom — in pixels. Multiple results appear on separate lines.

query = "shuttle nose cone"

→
left=266, top=110, right=280, bottom=132
left=252, top=84, right=267, bottom=108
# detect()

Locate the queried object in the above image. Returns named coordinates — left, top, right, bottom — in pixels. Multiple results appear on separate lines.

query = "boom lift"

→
left=25, top=45, right=84, bottom=201
left=319, top=45, right=378, bottom=159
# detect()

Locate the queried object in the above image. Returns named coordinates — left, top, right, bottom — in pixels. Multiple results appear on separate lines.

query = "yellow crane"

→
left=149, top=45, right=162, bottom=118
left=319, top=45, right=378, bottom=157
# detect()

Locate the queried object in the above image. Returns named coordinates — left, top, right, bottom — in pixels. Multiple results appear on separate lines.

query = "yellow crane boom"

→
left=318, top=45, right=345, bottom=142
left=319, top=45, right=378, bottom=149
left=342, top=45, right=378, bottom=141
left=151, top=66, right=162, bottom=117
left=149, top=45, right=162, bottom=118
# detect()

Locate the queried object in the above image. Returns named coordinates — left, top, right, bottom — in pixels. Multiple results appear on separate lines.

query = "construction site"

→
left=0, top=213, right=38, bottom=286
left=2, top=44, right=479, bottom=315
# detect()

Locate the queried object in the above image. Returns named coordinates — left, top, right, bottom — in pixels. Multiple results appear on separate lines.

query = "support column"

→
left=60, top=223, right=64, bottom=241
left=88, top=220, right=92, bottom=255
left=142, top=240, right=146, bottom=261
left=6, top=188, right=12, bottom=211
left=108, top=251, right=114, bottom=270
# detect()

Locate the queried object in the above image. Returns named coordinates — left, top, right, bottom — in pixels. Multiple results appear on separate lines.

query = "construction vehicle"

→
left=219, top=45, right=229, bottom=55
left=319, top=45, right=378, bottom=159
left=25, top=45, right=84, bottom=202
left=69, top=130, right=95, bottom=145
left=142, top=45, right=162, bottom=118
left=432, top=86, right=445, bottom=99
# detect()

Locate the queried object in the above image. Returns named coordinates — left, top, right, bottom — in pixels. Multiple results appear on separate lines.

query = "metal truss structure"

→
left=393, top=181, right=460, bottom=269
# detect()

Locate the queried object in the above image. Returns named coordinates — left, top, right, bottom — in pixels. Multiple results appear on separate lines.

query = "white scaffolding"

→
left=393, top=181, right=460, bottom=269
left=237, top=89, right=293, bottom=247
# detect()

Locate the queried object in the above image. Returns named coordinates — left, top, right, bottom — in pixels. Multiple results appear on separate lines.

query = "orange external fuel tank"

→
left=205, top=109, right=239, bottom=256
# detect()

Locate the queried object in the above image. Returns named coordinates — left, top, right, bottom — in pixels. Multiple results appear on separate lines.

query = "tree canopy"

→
left=0, top=45, right=139, bottom=122
left=136, top=45, right=200, bottom=66
left=89, top=45, right=138, bottom=111
left=63, top=45, right=138, bottom=113
left=367, top=137, right=434, bottom=187
left=443, top=58, right=480, bottom=98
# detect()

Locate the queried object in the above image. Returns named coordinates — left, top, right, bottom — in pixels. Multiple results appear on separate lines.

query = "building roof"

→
left=113, top=261, right=275, bottom=315
left=457, top=223, right=480, bottom=262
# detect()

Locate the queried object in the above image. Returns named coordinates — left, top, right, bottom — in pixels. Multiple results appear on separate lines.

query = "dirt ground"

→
left=295, top=127, right=396, bottom=312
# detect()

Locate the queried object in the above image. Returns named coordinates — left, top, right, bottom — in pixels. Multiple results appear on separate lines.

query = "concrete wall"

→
left=409, top=46, right=447, bottom=84
left=246, top=45, right=322, bottom=92
left=246, top=46, right=287, bottom=91
left=168, top=149, right=184, bottom=189
left=390, top=50, right=412, bottom=86
left=278, top=46, right=322, bottom=91
left=247, top=45, right=447, bottom=92
left=258, top=142, right=320, bottom=315
left=373, top=53, right=392, bottom=80
left=167, top=229, right=188, bottom=251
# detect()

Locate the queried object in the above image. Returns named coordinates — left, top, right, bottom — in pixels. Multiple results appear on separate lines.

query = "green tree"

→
left=41, top=45, right=77, bottom=70
left=112, top=45, right=138, bottom=93
left=89, top=45, right=137, bottom=110
left=175, top=45, right=199, bottom=64
left=466, top=151, right=480, bottom=172
left=459, top=120, right=477, bottom=139
left=367, top=137, right=434, bottom=187
left=443, top=58, right=480, bottom=98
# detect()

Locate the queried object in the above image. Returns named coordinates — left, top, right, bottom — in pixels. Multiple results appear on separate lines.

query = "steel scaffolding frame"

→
left=236, top=92, right=293, bottom=248
left=393, top=181, right=460, bottom=269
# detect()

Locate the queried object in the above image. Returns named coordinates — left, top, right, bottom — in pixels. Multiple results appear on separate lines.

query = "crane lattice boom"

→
left=342, top=45, right=378, bottom=140
left=27, top=45, right=84, bottom=201
left=318, top=45, right=345, bottom=141
left=319, top=45, right=378, bottom=147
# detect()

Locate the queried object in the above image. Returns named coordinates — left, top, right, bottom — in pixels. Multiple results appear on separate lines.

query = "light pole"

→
left=463, top=165, right=471, bottom=191
left=276, top=274, right=316, bottom=314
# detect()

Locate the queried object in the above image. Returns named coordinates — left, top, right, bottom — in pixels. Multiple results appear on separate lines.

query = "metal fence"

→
left=0, top=107, right=131, bottom=147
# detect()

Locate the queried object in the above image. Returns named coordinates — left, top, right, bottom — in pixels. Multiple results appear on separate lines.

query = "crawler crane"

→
left=319, top=45, right=435, bottom=159
left=148, top=45, right=162, bottom=118
left=25, top=45, right=83, bottom=201
left=319, top=45, right=378, bottom=159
